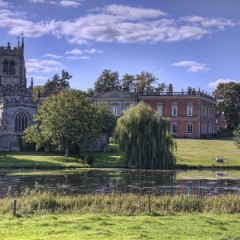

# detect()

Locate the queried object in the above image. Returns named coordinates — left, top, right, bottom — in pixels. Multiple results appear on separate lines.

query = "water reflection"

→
left=0, top=169, right=239, bottom=198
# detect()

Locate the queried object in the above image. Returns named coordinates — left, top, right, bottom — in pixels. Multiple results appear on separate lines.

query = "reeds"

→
left=0, top=189, right=239, bottom=215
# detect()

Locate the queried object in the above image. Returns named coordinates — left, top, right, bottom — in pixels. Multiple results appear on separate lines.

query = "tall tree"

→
left=94, top=69, right=120, bottom=92
left=114, top=102, right=176, bottom=169
left=214, top=82, right=240, bottom=130
left=135, top=71, right=158, bottom=94
left=32, top=85, right=45, bottom=100
left=24, top=89, right=102, bottom=157
left=44, top=70, right=71, bottom=95
left=121, top=74, right=135, bottom=92
left=233, top=124, right=240, bottom=149
left=95, top=103, right=116, bottom=140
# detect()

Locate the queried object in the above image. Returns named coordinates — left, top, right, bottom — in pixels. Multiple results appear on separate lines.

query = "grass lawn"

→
left=0, top=213, right=239, bottom=240
left=0, top=152, right=86, bottom=169
left=0, top=139, right=239, bottom=169
left=174, top=139, right=240, bottom=168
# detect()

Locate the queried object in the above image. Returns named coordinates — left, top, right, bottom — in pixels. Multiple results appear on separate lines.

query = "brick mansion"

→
left=0, top=39, right=217, bottom=151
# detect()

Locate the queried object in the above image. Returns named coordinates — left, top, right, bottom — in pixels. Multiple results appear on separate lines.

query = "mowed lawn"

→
left=174, top=138, right=240, bottom=167
left=0, top=139, right=239, bottom=169
left=0, top=214, right=240, bottom=240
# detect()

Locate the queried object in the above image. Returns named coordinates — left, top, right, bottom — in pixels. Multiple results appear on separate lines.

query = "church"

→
left=0, top=37, right=37, bottom=151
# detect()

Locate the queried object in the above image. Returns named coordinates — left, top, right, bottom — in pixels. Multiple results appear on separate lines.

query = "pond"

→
left=0, top=169, right=239, bottom=198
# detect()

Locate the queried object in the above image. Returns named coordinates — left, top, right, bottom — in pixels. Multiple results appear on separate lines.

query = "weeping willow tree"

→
left=114, top=102, right=176, bottom=169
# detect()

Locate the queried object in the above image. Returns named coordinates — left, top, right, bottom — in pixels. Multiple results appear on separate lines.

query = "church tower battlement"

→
left=0, top=35, right=26, bottom=88
left=0, top=37, right=38, bottom=151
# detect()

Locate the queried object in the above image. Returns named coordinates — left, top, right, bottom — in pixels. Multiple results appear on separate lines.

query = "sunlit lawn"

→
left=0, top=152, right=86, bottom=169
left=0, top=214, right=240, bottom=240
left=174, top=139, right=240, bottom=167
left=0, top=139, right=239, bottom=169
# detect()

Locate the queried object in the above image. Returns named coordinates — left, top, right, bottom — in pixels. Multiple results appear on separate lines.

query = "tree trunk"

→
left=65, top=146, right=69, bottom=157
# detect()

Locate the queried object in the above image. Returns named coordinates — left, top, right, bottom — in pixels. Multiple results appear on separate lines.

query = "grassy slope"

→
left=0, top=139, right=239, bottom=169
left=0, top=214, right=240, bottom=240
left=174, top=139, right=240, bottom=167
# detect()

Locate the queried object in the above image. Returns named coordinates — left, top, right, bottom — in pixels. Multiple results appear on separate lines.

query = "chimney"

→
left=168, top=84, right=173, bottom=95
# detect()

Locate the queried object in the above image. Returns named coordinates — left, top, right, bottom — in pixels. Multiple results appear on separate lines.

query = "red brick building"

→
left=92, top=84, right=216, bottom=138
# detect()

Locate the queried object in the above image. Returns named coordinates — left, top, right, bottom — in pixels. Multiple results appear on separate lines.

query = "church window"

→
left=15, top=112, right=28, bottom=132
left=2, top=60, right=15, bottom=75
left=9, top=61, right=15, bottom=75
left=3, top=60, right=8, bottom=73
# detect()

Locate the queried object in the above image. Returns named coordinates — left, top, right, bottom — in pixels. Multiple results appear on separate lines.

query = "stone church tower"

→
left=0, top=37, right=37, bottom=151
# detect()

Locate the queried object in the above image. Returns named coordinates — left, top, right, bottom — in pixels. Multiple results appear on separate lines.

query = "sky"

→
left=0, top=0, right=240, bottom=93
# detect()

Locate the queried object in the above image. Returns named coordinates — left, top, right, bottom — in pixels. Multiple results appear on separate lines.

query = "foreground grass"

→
left=0, top=213, right=240, bottom=240
left=1, top=190, right=240, bottom=215
left=0, top=139, right=239, bottom=169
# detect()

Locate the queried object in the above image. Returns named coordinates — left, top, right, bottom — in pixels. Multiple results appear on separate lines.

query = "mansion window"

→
left=15, top=112, right=28, bottom=132
left=3, top=60, right=15, bottom=75
left=112, top=104, right=119, bottom=116
left=187, top=104, right=193, bottom=116
left=172, top=123, right=178, bottom=134
left=156, top=103, right=163, bottom=117
left=171, top=103, right=178, bottom=117
left=187, top=123, right=193, bottom=134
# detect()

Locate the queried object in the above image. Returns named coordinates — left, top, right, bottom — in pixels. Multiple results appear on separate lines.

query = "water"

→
left=0, top=169, right=239, bottom=197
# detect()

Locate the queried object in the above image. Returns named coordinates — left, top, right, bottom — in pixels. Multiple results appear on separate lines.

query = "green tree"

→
left=95, top=103, right=116, bottom=141
left=135, top=71, right=157, bottom=94
left=214, top=82, right=240, bottom=130
left=114, top=102, right=176, bottom=169
left=121, top=74, right=135, bottom=92
left=44, top=70, right=71, bottom=95
left=94, top=69, right=120, bottom=92
left=32, top=85, right=45, bottom=100
left=24, top=89, right=101, bottom=157
left=233, top=124, right=240, bottom=149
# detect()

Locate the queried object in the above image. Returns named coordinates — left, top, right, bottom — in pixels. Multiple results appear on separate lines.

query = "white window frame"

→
left=172, top=123, right=178, bottom=134
left=156, top=103, right=163, bottom=117
left=187, top=123, right=193, bottom=134
left=172, top=103, right=178, bottom=117
left=112, top=104, right=118, bottom=116
left=187, top=104, right=193, bottom=117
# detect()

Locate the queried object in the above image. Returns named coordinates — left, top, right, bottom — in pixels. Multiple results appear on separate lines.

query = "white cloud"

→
left=208, top=79, right=240, bottom=88
left=29, top=0, right=82, bottom=7
left=65, top=48, right=83, bottom=55
left=182, top=16, right=235, bottom=30
left=103, top=4, right=166, bottom=19
left=26, top=59, right=63, bottom=73
left=60, top=0, right=82, bottom=7
left=43, top=53, right=63, bottom=59
left=172, top=61, right=210, bottom=73
left=67, top=55, right=90, bottom=60
left=0, top=4, right=236, bottom=43
left=65, top=48, right=103, bottom=55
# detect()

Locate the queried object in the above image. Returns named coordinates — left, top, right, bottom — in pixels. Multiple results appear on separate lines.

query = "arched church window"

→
left=9, top=61, right=15, bottom=75
left=3, top=60, right=8, bottom=73
left=15, top=112, right=28, bottom=132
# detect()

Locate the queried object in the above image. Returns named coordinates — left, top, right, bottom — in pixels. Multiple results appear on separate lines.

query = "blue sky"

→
left=0, top=0, right=240, bottom=93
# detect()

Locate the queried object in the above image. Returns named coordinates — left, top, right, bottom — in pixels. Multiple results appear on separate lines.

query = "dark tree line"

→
left=91, top=69, right=167, bottom=95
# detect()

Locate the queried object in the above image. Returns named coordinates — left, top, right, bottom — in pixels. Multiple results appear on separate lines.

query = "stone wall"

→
left=0, top=134, right=20, bottom=151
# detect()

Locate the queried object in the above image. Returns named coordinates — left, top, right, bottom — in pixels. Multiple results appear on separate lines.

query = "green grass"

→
left=0, top=151, right=87, bottom=169
left=0, top=139, right=239, bottom=169
left=1, top=190, right=240, bottom=215
left=0, top=213, right=240, bottom=240
left=174, top=139, right=240, bottom=168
